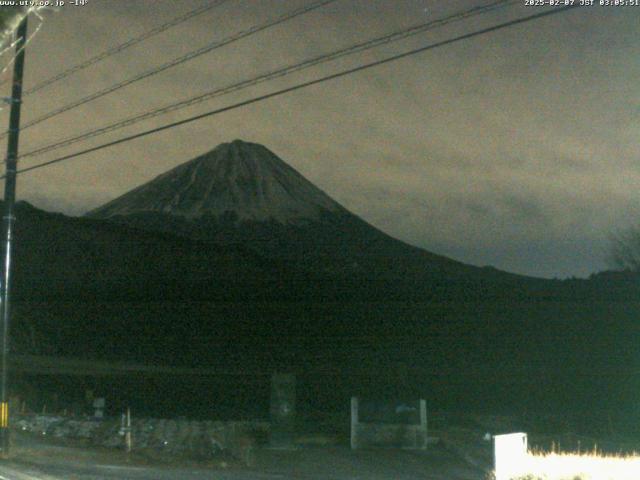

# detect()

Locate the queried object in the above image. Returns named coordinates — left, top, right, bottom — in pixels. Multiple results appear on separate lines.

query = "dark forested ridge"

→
left=6, top=140, right=640, bottom=425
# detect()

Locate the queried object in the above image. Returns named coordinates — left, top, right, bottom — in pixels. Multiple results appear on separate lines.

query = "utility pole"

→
left=0, top=15, right=28, bottom=456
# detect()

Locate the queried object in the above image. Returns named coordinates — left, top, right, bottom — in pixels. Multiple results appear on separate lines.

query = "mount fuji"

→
left=87, top=139, right=542, bottom=299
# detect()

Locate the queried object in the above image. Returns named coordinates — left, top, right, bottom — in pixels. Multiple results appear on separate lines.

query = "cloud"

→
left=7, top=1, right=637, bottom=278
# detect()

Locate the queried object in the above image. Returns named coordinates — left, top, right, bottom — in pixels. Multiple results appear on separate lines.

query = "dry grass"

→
left=497, top=448, right=640, bottom=480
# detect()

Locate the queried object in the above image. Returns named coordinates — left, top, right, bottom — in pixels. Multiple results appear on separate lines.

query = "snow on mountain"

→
left=89, top=140, right=346, bottom=223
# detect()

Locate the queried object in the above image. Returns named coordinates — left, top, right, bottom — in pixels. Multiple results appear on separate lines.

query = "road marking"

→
left=96, top=464, right=147, bottom=471
left=0, top=466, right=59, bottom=480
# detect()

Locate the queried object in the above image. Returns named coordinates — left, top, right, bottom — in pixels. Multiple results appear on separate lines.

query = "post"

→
left=269, top=373, right=296, bottom=449
left=0, top=15, right=28, bottom=456
left=125, top=407, right=132, bottom=453
left=350, top=397, right=358, bottom=449
left=419, top=399, right=427, bottom=449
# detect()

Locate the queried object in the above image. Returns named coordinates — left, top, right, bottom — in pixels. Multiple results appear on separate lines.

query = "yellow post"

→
left=0, top=402, right=7, bottom=428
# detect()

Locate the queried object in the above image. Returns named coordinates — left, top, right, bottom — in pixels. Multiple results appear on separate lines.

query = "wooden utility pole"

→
left=0, top=14, right=28, bottom=456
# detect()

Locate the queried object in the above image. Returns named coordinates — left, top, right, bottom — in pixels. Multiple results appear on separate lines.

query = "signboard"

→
left=494, top=432, right=528, bottom=480
left=351, top=397, right=427, bottom=449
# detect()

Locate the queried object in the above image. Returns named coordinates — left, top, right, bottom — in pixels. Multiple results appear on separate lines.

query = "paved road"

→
left=0, top=461, right=286, bottom=480
left=0, top=452, right=485, bottom=480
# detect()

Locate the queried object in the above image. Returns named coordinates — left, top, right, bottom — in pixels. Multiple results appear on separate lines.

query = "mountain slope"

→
left=10, top=201, right=284, bottom=302
left=88, top=139, right=541, bottom=298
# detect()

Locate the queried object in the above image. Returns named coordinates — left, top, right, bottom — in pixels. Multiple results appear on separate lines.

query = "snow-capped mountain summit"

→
left=89, top=139, right=345, bottom=223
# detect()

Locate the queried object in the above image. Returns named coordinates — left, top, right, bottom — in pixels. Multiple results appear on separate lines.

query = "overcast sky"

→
left=0, top=0, right=637, bottom=279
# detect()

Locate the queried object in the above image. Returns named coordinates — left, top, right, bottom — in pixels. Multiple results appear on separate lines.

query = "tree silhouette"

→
left=610, top=226, right=640, bottom=271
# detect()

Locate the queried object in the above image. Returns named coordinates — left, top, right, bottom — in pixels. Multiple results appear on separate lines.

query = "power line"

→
left=10, top=5, right=580, bottom=178
left=1, top=0, right=338, bottom=140
left=22, top=0, right=231, bottom=96
left=21, top=0, right=517, bottom=161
